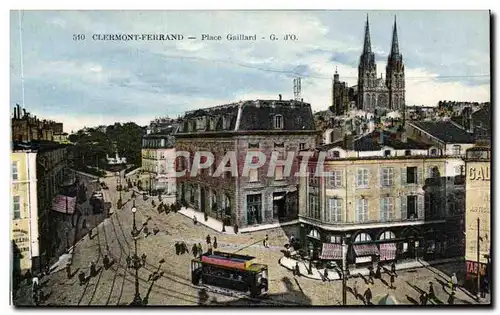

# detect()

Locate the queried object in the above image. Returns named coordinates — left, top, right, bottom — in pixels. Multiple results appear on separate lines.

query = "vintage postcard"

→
left=10, top=10, right=491, bottom=307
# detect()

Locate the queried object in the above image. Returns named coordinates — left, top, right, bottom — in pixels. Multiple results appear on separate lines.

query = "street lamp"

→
left=116, top=172, right=122, bottom=208
left=130, top=204, right=147, bottom=306
left=342, top=234, right=351, bottom=306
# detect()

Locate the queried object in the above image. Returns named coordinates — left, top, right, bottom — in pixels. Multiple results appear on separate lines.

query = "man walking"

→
left=206, top=235, right=211, bottom=245
left=428, top=282, right=435, bottom=300
left=364, top=287, right=373, bottom=305
left=197, top=243, right=203, bottom=257
left=390, top=273, right=396, bottom=289
left=263, top=235, right=270, bottom=248
left=451, top=273, right=458, bottom=292
left=192, top=244, right=198, bottom=258
left=391, top=261, right=397, bottom=277
left=213, top=237, right=218, bottom=249
left=66, top=263, right=72, bottom=279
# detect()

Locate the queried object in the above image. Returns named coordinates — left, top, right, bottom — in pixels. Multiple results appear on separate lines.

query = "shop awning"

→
left=353, top=244, right=379, bottom=257
left=379, top=243, right=397, bottom=261
left=319, top=243, right=342, bottom=260
left=52, top=195, right=76, bottom=214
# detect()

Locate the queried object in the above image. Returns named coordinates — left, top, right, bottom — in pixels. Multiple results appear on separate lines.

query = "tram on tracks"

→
left=191, top=251, right=268, bottom=298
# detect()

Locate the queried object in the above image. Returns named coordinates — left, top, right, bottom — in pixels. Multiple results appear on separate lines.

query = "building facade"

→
left=298, top=130, right=464, bottom=267
left=175, top=98, right=318, bottom=228
left=141, top=127, right=177, bottom=196
left=11, top=104, right=64, bottom=142
left=464, top=146, right=491, bottom=295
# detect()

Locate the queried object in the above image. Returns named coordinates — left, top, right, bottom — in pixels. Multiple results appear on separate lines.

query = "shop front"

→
left=464, top=260, right=489, bottom=296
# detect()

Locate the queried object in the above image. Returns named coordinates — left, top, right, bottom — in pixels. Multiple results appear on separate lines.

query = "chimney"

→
left=279, top=94, right=282, bottom=101
left=13, top=107, right=17, bottom=119
left=301, top=98, right=304, bottom=102
left=23, top=108, right=26, bottom=118
left=17, top=104, right=21, bottom=119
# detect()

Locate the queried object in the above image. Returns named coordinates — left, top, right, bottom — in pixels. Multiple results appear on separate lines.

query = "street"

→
left=35, top=174, right=481, bottom=306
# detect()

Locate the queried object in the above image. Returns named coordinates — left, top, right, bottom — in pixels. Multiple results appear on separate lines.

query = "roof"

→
left=52, top=195, right=76, bottom=214
left=177, top=99, right=315, bottom=133
left=410, top=121, right=476, bottom=143
left=319, top=130, right=431, bottom=151
left=12, top=140, right=69, bottom=152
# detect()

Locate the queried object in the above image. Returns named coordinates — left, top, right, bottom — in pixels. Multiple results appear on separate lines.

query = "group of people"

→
left=175, top=241, right=191, bottom=255
left=77, top=259, right=102, bottom=286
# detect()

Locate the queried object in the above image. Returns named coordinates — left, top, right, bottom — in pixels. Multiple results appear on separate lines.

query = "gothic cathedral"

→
left=357, top=15, right=405, bottom=113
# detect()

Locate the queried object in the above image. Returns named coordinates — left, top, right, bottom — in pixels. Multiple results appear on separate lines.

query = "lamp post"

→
left=130, top=203, right=146, bottom=306
left=342, top=234, right=351, bottom=306
left=476, top=217, right=481, bottom=301
left=116, top=172, right=122, bottom=208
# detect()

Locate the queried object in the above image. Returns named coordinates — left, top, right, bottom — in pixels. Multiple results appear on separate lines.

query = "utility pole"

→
left=342, top=238, right=347, bottom=305
left=476, top=217, right=481, bottom=301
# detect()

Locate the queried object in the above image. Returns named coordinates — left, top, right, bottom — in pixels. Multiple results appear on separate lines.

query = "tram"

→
left=191, top=251, right=268, bottom=298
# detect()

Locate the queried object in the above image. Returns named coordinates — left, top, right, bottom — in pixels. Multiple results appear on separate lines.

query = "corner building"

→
left=175, top=98, right=318, bottom=229
left=298, top=130, right=465, bottom=267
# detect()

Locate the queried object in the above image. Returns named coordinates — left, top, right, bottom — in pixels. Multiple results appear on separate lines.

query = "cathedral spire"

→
left=390, top=15, right=400, bottom=56
left=363, top=14, right=372, bottom=54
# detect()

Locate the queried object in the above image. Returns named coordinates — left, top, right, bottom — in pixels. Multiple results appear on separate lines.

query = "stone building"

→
left=464, top=146, right=491, bottom=295
left=11, top=104, right=64, bottom=142
left=297, top=129, right=465, bottom=268
left=175, top=97, right=318, bottom=228
left=12, top=141, right=70, bottom=273
left=141, top=123, right=178, bottom=196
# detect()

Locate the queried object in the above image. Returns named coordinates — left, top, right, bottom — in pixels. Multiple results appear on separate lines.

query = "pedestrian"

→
left=368, top=267, right=375, bottom=284
left=141, top=253, right=147, bottom=266
left=419, top=292, right=427, bottom=305
left=143, top=225, right=149, bottom=238
left=391, top=261, right=397, bottom=276
left=126, top=256, right=132, bottom=268
left=323, top=268, right=329, bottom=282
left=265, top=234, right=270, bottom=248
left=375, top=264, right=381, bottom=279
left=428, top=282, right=435, bottom=300
left=153, top=226, right=159, bottom=235
left=390, top=273, right=395, bottom=289
left=447, top=291, right=455, bottom=305
left=198, top=243, right=203, bottom=257
left=213, top=237, right=218, bottom=249
left=183, top=241, right=189, bottom=254
left=451, top=273, right=458, bottom=292
left=192, top=244, right=198, bottom=257
left=290, top=234, right=295, bottom=246
left=66, top=263, right=72, bottom=279
left=88, top=227, right=92, bottom=239
left=89, top=261, right=96, bottom=277
left=193, top=215, right=198, bottom=225
left=78, top=271, right=86, bottom=286
left=295, top=262, right=300, bottom=277
left=175, top=242, right=180, bottom=255
left=206, top=234, right=211, bottom=245
left=364, top=287, right=373, bottom=304
left=32, top=275, right=39, bottom=292
left=103, top=255, right=110, bottom=270
left=353, top=280, right=359, bottom=298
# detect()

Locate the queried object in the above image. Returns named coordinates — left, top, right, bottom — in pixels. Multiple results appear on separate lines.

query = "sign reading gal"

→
left=468, top=166, right=490, bottom=181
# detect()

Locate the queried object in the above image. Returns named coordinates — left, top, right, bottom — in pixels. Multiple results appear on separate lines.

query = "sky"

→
left=9, top=10, right=491, bottom=133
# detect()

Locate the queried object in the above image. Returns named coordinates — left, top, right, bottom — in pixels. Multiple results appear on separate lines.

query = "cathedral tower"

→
left=385, top=16, right=406, bottom=112
left=358, top=15, right=378, bottom=111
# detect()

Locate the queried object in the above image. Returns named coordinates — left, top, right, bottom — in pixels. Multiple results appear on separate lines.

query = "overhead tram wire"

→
left=134, top=48, right=490, bottom=81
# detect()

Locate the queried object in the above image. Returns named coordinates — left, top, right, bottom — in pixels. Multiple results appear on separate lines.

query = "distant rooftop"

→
left=410, top=120, right=476, bottom=143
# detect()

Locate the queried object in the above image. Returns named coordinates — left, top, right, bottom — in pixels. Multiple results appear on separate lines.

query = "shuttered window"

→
left=356, top=198, right=368, bottom=222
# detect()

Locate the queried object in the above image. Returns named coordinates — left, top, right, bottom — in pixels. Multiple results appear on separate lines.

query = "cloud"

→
left=9, top=10, right=490, bottom=132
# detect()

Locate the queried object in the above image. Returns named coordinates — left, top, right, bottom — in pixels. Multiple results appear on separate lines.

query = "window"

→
left=356, top=169, right=369, bottom=187
left=379, top=231, right=396, bottom=240
left=332, top=151, right=340, bottom=158
left=452, top=145, right=461, bottom=156
left=308, top=194, right=320, bottom=219
left=407, top=195, right=417, bottom=219
left=384, top=150, right=391, bottom=157
left=248, top=142, right=260, bottom=149
left=12, top=162, right=18, bottom=180
left=274, top=115, right=283, bottom=129
left=274, top=166, right=284, bottom=181
left=299, top=143, right=306, bottom=151
left=428, top=166, right=439, bottom=178
left=326, top=198, right=342, bottom=222
left=406, top=167, right=417, bottom=184
left=356, top=198, right=368, bottom=222
left=404, top=150, right=411, bottom=156
left=380, top=197, right=394, bottom=222
left=13, top=196, right=21, bottom=219
left=381, top=168, right=394, bottom=187
left=330, top=235, right=342, bottom=244
left=430, top=148, right=438, bottom=156
left=454, top=165, right=464, bottom=176
left=354, top=232, right=372, bottom=243
left=327, top=170, right=342, bottom=188
left=308, top=167, right=319, bottom=186
left=249, top=169, right=259, bottom=182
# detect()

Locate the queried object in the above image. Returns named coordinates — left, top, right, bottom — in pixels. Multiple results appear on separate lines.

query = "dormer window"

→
left=430, top=148, right=438, bottom=156
left=274, top=115, right=284, bottom=129
left=332, top=151, right=340, bottom=158
left=384, top=150, right=391, bottom=157
left=404, top=150, right=411, bottom=156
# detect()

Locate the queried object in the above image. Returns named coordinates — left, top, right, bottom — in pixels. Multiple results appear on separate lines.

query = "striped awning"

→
left=353, top=244, right=379, bottom=257
left=379, top=243, right=397, bottom=261
left=320, top=243, right=342, bottom=260
left=52, top=195, right=76, bottom=214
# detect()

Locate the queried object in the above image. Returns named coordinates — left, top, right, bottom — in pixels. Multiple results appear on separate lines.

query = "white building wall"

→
left=27, top=153, right=39, bottom=260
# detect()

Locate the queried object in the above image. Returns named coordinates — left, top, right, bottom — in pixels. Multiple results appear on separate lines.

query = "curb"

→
left=177, top=209, right=233, bottom=235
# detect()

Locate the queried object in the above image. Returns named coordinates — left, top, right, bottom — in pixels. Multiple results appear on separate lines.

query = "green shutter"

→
left=417, top=195, right=425, bottom=219
left=380, top=198, right=385, bottom=221
left=417, top=167, right=423, bottom=185
left=325, top=198, right=331, bottom=222
left=380, top=168, right=385, bottom=187
left=401, top=195, right=407, bottom=220
left=401, top=167, right=407, bottom=185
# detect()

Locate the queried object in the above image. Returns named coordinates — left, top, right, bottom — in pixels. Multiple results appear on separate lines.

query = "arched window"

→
left=379, top=231, right=396, bottom=240
left=354, top=233, right=372, bottom=243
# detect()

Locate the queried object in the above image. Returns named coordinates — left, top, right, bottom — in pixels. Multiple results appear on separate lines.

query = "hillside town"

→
left=11, top=13, right=491, bottom=307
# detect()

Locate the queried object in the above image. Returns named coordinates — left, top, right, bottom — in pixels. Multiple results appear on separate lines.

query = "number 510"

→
left=73, top=34, right=86, bottom=41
